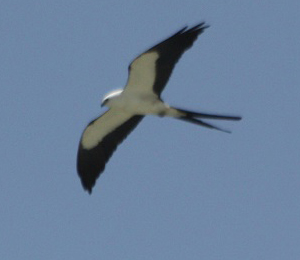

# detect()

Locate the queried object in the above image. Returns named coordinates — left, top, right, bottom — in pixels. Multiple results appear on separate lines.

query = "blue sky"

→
left=1, top=1, right=300, bottom=259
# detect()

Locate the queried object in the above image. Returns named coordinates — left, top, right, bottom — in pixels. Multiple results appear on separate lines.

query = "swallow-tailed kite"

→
left=77, top=23, right=242, bottom=193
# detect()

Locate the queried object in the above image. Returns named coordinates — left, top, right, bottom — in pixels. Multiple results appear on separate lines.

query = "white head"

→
left=101, top=89, right=123, bottom=107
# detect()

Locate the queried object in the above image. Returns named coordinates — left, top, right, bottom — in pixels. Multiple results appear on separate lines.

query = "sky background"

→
left=1, top=1, right=300, bottom=259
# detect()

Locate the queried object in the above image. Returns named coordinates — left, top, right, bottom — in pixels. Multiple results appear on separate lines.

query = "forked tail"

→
left=173, top=107, right=242, bottom=133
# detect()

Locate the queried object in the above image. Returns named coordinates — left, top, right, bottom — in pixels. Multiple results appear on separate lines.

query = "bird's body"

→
left=104, top=90, right=183, bottom=117
left=105, top=90, right=169, bottom=116
left=77, top=23, right=242, bottom=193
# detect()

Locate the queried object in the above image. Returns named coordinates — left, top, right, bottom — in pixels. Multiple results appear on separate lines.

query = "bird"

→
left=77, top=22, right=242, bottom=194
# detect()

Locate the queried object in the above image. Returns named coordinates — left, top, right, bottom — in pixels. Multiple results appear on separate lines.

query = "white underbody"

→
left=106, top=90, right=182, bottom=117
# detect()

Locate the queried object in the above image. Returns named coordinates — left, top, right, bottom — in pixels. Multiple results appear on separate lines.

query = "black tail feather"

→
left=176, top=116, right=231, bottom=133
left=175, top=107, right=242, bottom=121
left=173, top=107, right=242, bottom=133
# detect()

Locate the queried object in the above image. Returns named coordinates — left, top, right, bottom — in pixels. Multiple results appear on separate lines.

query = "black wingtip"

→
left=85, top=187, right=92, bottom=194
left=179, top=22, right=210, bottom=35
left=80, top=174, right=96, bottom=194
left=191, top=22, right=210, bottom=31
left=81, top=180, right=93, bottom=194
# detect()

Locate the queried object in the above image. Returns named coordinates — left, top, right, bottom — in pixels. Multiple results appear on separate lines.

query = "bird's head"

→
left=101, top=89, right=123, bottom=107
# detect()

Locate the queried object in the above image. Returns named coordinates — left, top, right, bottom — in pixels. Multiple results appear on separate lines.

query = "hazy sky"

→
left=1, top=1, right=300, bottom=259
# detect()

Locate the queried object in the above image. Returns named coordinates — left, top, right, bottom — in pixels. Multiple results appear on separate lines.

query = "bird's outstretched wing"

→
left=77, top=23, right=209, bottom=193
left=77, top=108, right=143, bottom=193
left=124, top=23, right=209, bottom=97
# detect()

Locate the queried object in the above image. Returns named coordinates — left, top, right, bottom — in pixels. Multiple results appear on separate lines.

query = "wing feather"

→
left=124, top=23, right=209, bottom=97
left=77, top=109, right=143, bottom=193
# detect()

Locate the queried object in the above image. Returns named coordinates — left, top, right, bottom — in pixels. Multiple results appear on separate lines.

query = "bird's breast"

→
left=111, top=93, right=167, bottom=115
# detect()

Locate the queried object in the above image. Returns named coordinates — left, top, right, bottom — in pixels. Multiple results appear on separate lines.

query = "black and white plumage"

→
left=77, top=23, right=242, bottom=193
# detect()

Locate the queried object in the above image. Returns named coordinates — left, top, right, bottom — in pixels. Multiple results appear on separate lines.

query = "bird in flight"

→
left=77, top=22, right=242, bottom=194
